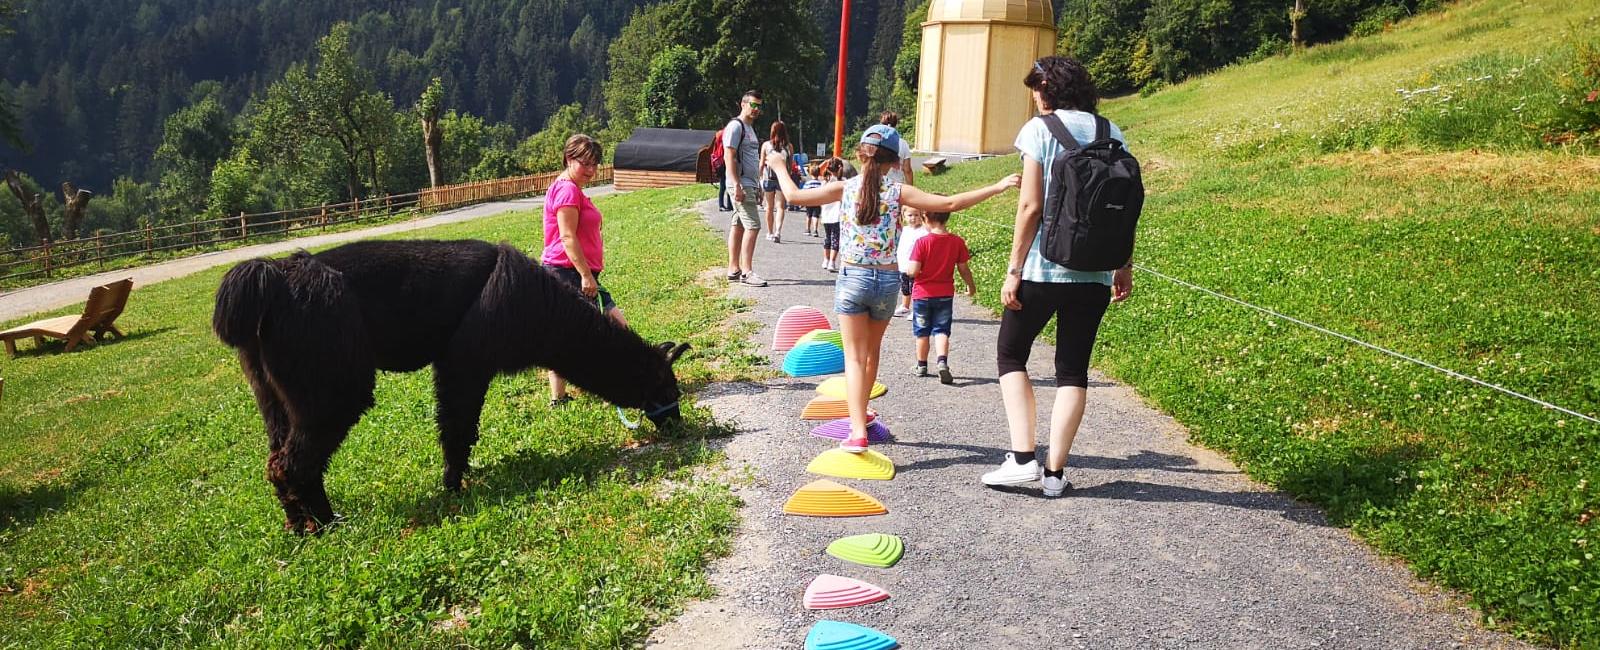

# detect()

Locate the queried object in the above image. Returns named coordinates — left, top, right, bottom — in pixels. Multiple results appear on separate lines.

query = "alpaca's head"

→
left=643, top=341, right=692, bottom=427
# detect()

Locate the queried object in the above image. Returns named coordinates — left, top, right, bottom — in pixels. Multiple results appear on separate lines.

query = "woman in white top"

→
left=981, top=55, right=1136, bottom=497
left=757, top=121, right=793, bottom=243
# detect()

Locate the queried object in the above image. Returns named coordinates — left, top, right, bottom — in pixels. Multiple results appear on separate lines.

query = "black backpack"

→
left=1038, top=113, right=1143, bottom=272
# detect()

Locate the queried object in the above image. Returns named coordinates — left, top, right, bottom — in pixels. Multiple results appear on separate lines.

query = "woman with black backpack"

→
left=981, top=55, right=1138, bottom=498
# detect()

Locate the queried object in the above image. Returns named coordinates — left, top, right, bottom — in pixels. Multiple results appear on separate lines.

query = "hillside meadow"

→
left=0, top=185, right=771, bottom=648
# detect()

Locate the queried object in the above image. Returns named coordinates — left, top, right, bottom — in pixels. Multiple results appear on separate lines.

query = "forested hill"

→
left=0, top=0, right=648, bottom=189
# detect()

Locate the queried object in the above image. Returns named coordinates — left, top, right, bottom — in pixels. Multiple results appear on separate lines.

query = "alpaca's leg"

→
left=252, top=349, right=372, bottom=535
left=434, top=363, right=494, bottom=491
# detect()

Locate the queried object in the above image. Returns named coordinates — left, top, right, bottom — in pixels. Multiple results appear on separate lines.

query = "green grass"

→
left=921, top=0, right=1600, bottom=645
left=0, top=184, right=766, bottom=648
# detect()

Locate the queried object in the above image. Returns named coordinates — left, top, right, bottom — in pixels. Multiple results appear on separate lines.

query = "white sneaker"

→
left=1041, top=475, right=1071, bottom=497
left=892, top=306, right=910, bottom=318
left=981, top=456, right=1041, bottom=487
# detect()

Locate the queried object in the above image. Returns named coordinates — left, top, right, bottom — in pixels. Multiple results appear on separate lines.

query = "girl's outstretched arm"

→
left=766, top=150, right=843, bottom=206
left=899, top=174, right=1020, bottom=213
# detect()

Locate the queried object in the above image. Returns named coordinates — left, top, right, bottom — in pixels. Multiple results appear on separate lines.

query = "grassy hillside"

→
left=0, top=185, right=766, bottom=647
left=921, top=0, right=1600, bottom=645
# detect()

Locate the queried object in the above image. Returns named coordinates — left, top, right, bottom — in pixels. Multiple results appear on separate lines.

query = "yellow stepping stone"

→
left=806, top=448, right=896, bottom=481
left=783, top=479, right=888, bottom=517
left=815, top=376, right=887, bottom=400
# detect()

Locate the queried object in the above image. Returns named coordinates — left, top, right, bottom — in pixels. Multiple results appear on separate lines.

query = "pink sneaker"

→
left=839, top=436, right=869, bottom=453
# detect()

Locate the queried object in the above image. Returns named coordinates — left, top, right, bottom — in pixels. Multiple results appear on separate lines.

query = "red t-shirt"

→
left=909, top=232, right=971, bottom=300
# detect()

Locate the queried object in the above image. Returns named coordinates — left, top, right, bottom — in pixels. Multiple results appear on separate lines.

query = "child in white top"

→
left=815, top=157, right=846, bottom=272
left=894, top=208, right=928, bottom=318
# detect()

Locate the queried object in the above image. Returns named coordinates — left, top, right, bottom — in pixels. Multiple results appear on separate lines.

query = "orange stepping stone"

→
left=800, top=397, right=877, bottom=421
left=783, top=479, right=888, bottom=517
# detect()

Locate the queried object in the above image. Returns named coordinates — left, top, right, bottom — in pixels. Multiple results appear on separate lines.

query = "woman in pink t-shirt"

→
left=542, top=134, right=626, bottom=406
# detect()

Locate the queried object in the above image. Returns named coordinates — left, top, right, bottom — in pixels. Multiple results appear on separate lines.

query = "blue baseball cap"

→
left=860, top=124, right=902, bottom=155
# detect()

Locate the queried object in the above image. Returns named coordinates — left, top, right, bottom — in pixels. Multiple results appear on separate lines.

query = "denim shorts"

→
left=911, top=297, right=954, bottom=338
left=549, top=265, right=617, bottom=312
left=834, top=266, right=901, bottom=321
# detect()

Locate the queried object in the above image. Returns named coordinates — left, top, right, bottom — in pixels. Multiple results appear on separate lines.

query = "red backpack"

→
left=709, top=119, right=750, bottom=178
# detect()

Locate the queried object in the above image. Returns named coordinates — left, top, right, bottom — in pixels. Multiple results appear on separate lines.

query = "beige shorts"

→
left=728, top=187, right=761, bottom=231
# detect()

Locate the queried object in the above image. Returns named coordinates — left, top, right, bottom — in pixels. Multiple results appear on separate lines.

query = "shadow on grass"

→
left=390, top=415, right=734, bottom=530
left=0, top=476, right=95, bottom=533
left=1272, top=443, right=1425, bottom=528
left=2, top=326, right=177, bottom=359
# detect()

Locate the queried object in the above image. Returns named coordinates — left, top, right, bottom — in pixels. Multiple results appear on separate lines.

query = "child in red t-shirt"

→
left=904, top=210, right=975, bottom=384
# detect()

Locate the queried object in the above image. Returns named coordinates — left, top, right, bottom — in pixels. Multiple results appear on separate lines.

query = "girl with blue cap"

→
left=767, top=125, right=1019, bottom=452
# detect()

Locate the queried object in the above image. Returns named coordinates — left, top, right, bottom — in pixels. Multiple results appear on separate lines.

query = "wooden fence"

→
left=0, top=166, right=612, bottom=285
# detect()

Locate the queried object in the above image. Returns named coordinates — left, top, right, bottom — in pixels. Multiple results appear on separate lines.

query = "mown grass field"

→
left=922, top=0, right=1599, bottom=645
left=0, top=184, right=769, bottom=647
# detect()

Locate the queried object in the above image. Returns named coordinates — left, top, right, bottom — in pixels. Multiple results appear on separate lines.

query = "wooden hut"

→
left=916, top=0, right=1057, bottom=155
left=613, top=128, right=716, bottom=191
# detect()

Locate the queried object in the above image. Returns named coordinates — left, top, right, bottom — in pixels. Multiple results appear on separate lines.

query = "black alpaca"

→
left=213, top=239, right=688, bottom=534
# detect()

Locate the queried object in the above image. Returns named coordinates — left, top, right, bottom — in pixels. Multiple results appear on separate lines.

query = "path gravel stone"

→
left=0, top=188, right=613, bottom=322
left=646, top=200, right=1527, bottom=649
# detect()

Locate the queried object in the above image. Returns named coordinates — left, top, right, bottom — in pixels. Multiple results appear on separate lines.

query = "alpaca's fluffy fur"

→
left=213, top=239, right=687, bottom=533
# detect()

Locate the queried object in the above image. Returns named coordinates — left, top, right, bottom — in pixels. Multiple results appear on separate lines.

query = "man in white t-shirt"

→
left=878, top=111, right=914, bottom=187
left=723, top=90, right=767, bottom=287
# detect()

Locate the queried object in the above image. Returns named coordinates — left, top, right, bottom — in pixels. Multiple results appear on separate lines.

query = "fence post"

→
left=354, top=196, right=361, bottom=221
left=41, top=239, right=51, bottom=277
left=95, top=233, right=103, bottom=268
left=239, top=211, right=248, bottom=239
left=144, top=225, right=152, bottom=254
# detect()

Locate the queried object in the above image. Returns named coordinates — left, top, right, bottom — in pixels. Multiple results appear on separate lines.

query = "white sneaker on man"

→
left=981, top=456, right=1041, bottom=487
left=1041, top=475, right=1071, bottom=497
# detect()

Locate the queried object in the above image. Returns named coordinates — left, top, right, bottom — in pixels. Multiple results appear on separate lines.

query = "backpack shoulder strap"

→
left=1094, top=115, right=1112, bottom=142
left=1039, top=113, right=1082, bottom=151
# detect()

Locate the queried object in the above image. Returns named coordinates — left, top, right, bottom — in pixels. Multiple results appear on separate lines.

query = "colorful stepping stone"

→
left=815, top=376, right=886, bottom=400
left=782, top=341, right=846, bottom=377
left=800, top=397, right=877, bottom=421
left=803, top=574, right=891, bottom=610
left=797, top=329, right=843, bottom=349
left=783, top=479, right=887, bottom=517
left=806, top=449, right=895, bottom=481
left=804, top=620, right=899, bottom=650
left=826, top=533, right=904, bottom=569
left=774, top=306, right=832, bottom=352
left=809, top=417, right=891, bottom=442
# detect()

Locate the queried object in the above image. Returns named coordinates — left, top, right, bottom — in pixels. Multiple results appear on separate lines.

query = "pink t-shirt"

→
left=541, top=178, right=604, bottom=272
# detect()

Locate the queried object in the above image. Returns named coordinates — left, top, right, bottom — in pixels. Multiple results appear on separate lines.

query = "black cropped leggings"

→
left=996, top=280, right=1112, bottom=388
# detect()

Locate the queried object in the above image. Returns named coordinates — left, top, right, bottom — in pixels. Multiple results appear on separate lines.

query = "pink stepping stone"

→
left=803, top=574, right=890, bottom=610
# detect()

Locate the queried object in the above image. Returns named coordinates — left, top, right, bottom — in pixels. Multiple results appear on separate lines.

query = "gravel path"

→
left=647, top=200, right=1527, bottom=649
left=0, top=187, right=613, bottom=322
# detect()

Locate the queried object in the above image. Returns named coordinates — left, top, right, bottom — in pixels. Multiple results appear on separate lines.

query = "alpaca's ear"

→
left=655, top=341, right=675, bottom=355
left=668, top=342, right=691, bottom=364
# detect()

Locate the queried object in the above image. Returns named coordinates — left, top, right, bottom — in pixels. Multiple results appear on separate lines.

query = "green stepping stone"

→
left=826, top=533, right=904, bottom=568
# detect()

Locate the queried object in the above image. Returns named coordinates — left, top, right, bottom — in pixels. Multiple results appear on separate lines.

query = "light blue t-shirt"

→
left=1013, top=109, right=1128, bottom=285
left=722, top=118, right=761, bottom=189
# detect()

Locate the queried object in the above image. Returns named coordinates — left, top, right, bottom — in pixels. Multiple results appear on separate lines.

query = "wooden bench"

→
left=921, top=157, right=948, bottom=175
left=0, top=278, right=133, bottom=358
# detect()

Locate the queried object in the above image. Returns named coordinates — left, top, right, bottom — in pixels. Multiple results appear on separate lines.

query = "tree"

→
left=246, top=23, right=396, bottom=202
left=207, top=151, right=265, bottom=222
left=515, top=103, right=602, bottom=173
left=695, top=0, right=824, bottom=131
left=605, top=3, right=680, bottom=135
left=641, top=46, right=702, bottom=128
left=4, top=170, right=49, bottom=243
left=417, top=77, right=445, bottom=187
left=0, top=0, right=23, bottom=150
left=153, top=84, right=234, bottom=221
left=59, top=181, right=92, bottom=239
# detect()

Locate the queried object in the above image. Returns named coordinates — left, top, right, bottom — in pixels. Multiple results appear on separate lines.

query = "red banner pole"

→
left=833, top=0, right=851, bottom=157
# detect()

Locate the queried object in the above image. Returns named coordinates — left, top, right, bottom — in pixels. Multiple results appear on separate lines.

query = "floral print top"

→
left=836, top=174, right=902, bottom=266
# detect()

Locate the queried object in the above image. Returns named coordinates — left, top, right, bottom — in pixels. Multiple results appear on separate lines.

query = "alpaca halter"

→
left=588, top=293, right=679, bottom=430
